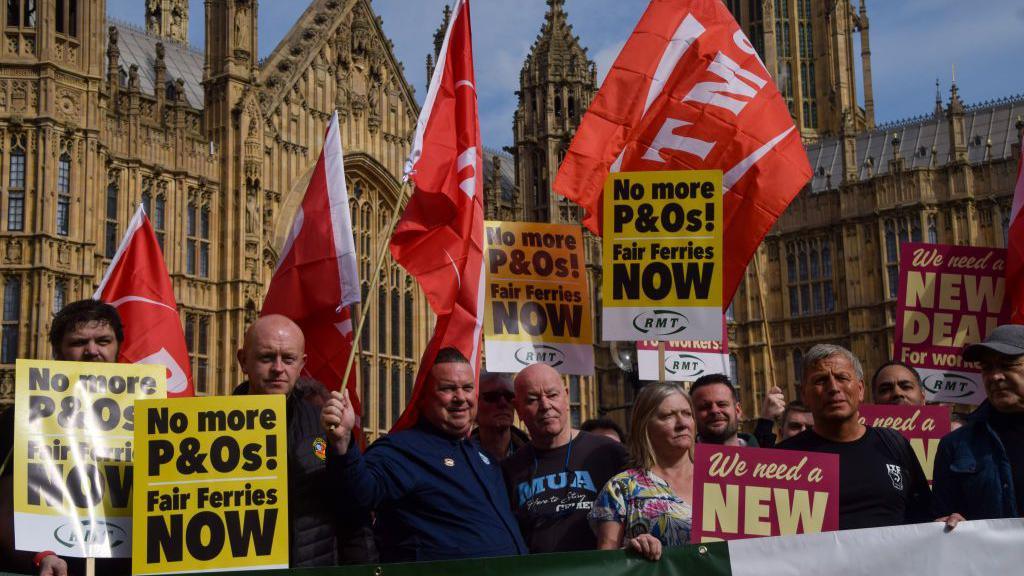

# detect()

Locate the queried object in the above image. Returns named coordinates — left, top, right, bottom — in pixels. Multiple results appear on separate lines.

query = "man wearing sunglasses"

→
left=472, top=372, right=529, bottom=461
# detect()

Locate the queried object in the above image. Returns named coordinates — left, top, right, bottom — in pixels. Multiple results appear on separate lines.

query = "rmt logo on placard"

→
left=514, top=345, right=565, bottom=368
left=54, top=519, right=127, bottom=550
left=921, top=373, right=977, bottom=399
left=665, top=354, right=706, bottom=379
left=632, top=310, right=688, bottom=337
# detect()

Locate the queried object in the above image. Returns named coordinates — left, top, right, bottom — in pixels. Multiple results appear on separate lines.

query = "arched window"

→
left=884, top=220, right=897, bottom=261
left=55, top=0, right=77, bottom=37
left=378, top=285, right=387, bottom=353
left=361, top=282, right=371, bottom=350
left=199, top=207, right=210, bottom=277
left=105, top=177, right=119, bottom=258
left=360, top=361, right=370, bottom=424
left=56, top=152, right=71, bottom=236
left=1, top=276, right=20, bottom=363
left=391, top=288, right=400, bottom=356
left=792, top=349, right=803, bottom=383
left=568, top=96, right=576, bottom=120
left=404, top=291, right=413, bottom=359
left=377, top=363, right=387, bottom=429
left=8, top=139, right=25, bottom=231
left=154, top=195, right=166, bottom=250
left=554, top=95, right=562, bottom=119
left=53, top=278, right=66, bottom=313
left=6, top=0, right=35, bottom=28
left=391, top=364, right=401, bottom=426
left=405, top=367, right=414, bottom=410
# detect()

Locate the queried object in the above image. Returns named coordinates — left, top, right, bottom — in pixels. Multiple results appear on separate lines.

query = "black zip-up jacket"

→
left=233, top=379, right=377, bottom=567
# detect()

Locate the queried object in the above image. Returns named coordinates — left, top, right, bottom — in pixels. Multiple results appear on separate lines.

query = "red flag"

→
left=262, top=111, right=362, bottom=420
left=389, top=0, right=484, bottom=432
left=553, top=0, right=812, bottom=303
left=94, top=205, right=193, bottom=396
left=1007, top=146, right=1024, bottom=322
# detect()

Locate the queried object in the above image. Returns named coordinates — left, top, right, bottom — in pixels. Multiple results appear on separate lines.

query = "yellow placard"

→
left=601, top=170, right=724, bottom=341
left=132, top=395, right=289, bottom=574
left=483, top=221, right=594, bottom=374
left=12, top=359, right=167, bottom=558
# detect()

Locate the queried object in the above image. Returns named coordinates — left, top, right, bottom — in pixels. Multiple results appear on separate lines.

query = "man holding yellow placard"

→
left=2, top=299, right=153, bottom=576
left=233, top=315, right=376, bottom=567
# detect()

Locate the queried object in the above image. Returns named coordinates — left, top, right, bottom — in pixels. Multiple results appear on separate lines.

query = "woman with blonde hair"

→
left=588, top=382, right=695, bottom=561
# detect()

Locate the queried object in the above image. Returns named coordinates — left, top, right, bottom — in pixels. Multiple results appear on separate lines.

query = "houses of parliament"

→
left=0, top=0, right=1020, bottom=435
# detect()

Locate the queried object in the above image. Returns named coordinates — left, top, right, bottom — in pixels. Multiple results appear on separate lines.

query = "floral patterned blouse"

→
left=588, top=467, right=692, bottom=546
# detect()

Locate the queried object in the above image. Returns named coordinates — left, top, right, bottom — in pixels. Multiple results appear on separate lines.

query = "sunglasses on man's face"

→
left=481, top=390, right=515, bottom=404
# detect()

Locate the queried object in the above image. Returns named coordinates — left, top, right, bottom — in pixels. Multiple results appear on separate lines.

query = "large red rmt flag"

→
left=390, top=0, right=484, bottom=432
left=263, top=111, right=361, bottom=411
left=554, top=0, right=812, bottom=302
left=95, top=205, right=193, bottom=396
left=1007, top=146, right=1024, bottom=322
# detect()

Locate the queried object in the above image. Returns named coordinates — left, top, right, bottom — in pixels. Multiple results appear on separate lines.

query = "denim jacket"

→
left=933, top=402, right=1019, bottom=520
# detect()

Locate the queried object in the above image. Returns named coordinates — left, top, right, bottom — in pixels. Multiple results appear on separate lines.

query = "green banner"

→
left=0, top=543, right=731, bottom=576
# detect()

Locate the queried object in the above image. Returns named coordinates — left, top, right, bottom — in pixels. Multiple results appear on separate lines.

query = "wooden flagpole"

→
left=340, top=180, right=412, bottom=396
left=751, top=252, right=777, bottom=407
left=657, top=341, right=667, bottom=383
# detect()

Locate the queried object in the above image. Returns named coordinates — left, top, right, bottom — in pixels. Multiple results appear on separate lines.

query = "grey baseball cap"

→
left=962, top=324, right=1024, bottom=362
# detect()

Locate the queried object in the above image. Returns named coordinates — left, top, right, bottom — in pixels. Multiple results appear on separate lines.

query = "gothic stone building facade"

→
left=499, top=0, right=1023, bottom=425
left=0, top=0, right=436, bottom=440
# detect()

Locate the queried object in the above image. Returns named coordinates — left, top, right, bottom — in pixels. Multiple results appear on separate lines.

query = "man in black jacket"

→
left=235, top=314, right=376, bottom=566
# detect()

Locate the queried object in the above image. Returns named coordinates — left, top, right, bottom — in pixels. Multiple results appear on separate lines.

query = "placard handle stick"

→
left=657, top=341, right=667, bottom=383
left=86, top=557, right=95, bottom=576
left=751, top=251, right=776, bottom=407
left=340, top=179, right=412, bottom=399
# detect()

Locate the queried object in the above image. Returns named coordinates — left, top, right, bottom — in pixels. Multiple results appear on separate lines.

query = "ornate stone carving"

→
left=5, top=240, right=22, bottom=264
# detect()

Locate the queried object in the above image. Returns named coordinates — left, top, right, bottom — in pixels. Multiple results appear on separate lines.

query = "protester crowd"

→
left=0, top=299, right=1022, bottom=574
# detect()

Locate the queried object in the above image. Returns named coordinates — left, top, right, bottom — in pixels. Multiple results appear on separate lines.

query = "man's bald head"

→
left=513, top=363, right=572, bottom=448
left=237, top=315, right=307, bottom=395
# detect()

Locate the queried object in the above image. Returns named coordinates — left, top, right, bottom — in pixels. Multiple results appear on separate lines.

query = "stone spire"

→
left=513, top=0, right=596, bottom=223
left=425, top=4, right=452, bottom=88
left=934, top=79, right=943, bottom=118
left=947, top=71, right=967, bottom=163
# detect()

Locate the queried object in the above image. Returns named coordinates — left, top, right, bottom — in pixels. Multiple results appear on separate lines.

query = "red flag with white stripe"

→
left=553, top=0, right=812, bottom=303
left=94, top=205, right=193, bottom=396
left=389, top=0, right=484, bottom=432
left=262, top=111, right=361, bottom=418
left=1007, top=146, right=1024, bottom=322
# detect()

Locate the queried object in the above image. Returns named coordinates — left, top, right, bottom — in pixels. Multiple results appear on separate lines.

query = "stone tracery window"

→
left=786, top=237, right=835, bottom=316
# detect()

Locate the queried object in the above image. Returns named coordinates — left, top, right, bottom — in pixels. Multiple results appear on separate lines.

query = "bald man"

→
left=501, top=363, right=628, bottom=553
left=233, top=315, right=376, bottom=566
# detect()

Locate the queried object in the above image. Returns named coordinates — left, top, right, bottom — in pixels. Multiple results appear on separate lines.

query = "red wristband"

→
left=33, top=550, right=56, bottom=567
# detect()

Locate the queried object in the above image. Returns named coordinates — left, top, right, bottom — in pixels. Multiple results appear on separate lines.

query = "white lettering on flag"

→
left=683, top=51, right=767, bottom=115
left=457, top=146, right=478, bottom=198
left=642, top=118, right=715, bottom=162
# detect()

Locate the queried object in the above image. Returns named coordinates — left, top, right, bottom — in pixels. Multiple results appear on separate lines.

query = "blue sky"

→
left=108, top=0, right=1024, bottom=149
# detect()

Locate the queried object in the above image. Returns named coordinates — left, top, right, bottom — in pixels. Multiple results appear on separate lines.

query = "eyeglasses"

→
left=481, top=390, right=515, bottom=404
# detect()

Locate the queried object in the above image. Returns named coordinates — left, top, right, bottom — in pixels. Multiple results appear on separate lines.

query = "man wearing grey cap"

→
left=934, top=324, right=1024, bottom=521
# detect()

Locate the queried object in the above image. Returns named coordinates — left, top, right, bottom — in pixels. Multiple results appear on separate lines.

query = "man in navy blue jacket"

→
left=321, top=348, right=527, bottom=562
left=934, top=324, right=1024, bottom=522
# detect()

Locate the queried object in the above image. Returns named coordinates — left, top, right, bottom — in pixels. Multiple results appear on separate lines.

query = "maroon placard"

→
left=858, top=404, right=951, bottom=483
left=893, top=242, right=1010, bottom=404
left=691, top=445, right=839, bottom=542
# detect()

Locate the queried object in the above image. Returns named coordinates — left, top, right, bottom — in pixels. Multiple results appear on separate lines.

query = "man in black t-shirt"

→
left=779, top=344, right=932, bottom=530
left=502, top=363, right=628, bottom=553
